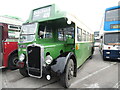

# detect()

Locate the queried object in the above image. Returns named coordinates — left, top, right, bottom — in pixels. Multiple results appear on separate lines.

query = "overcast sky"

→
left=0, top=0, right=119, bottom=31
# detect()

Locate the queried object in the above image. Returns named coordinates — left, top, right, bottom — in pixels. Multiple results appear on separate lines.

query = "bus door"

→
left=0, top=25, right=3, bottom=67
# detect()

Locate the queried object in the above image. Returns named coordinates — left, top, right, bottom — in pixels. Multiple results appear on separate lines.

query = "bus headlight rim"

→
left=45, top=59, right=52, bottom=65
left=45, top=55, right=53, bottom=65
left=106, top=52, right=110, bottom=54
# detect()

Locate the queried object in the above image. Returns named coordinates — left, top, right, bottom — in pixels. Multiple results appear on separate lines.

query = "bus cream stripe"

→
left=71, top=63, right=116, bottom=87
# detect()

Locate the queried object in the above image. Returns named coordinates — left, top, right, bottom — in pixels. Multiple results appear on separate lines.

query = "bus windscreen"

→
left=105, top=8, right=120, bottom=21
left=104, top=32, right=120, bottom=45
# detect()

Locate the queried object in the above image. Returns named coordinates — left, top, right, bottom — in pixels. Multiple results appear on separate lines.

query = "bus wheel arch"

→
left=51, top=52, right=77, bottom=75
left=50, top=52, right=77, bottom=88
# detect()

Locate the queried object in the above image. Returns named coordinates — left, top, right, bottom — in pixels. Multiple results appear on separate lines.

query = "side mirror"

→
left=100, top=36, right=103, bottom=39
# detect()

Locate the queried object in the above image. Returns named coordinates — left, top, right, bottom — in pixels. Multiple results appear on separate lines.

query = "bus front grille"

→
left=27, top=45, right=42, bottom=77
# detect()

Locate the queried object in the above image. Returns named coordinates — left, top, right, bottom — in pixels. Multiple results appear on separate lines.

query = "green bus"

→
left=17, top=4, right=94, bottom=88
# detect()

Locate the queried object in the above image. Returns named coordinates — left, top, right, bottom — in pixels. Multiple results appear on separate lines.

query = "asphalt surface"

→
left=1, top=47, right=120, bottom=89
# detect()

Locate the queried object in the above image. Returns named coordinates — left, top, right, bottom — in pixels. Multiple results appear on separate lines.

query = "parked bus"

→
left=99, top=6, right=120, bottom=60
left=94, top=31, right=100, bottom=47
left=17, top=4, right=94, bottom=88
left=0, top=16, right=22, bottom=69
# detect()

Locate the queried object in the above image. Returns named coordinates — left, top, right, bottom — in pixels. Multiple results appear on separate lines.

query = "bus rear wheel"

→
left=8, top=53, right=18, bottom=70
left=89, top=47, right=94, bottom=59
left=60, top=59, right=74, bottom=88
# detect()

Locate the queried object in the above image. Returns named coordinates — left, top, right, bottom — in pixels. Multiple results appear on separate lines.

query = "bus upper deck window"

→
left=39, top=25, right=52, bottom=39
left=39, top=25, right=44, bottom=38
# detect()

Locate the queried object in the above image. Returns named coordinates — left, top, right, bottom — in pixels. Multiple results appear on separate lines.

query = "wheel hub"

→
left=13, top=57, right=18, bottom=65
left=68, top=66, right=74, bottom=80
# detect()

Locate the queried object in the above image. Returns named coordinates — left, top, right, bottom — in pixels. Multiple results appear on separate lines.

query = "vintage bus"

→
left=99, top=6, right=120, bottom=60
left=17, top=4, right=94, bottom=88
left=0, top=16, right=22, bottom=69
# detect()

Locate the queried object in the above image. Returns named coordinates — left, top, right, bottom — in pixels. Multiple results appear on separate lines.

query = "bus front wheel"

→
left=60, top=59, right=74, bottom=88
left=19, top=67, right=29, bottom=77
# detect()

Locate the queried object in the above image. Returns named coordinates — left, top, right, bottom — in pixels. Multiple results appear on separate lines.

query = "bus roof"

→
left=0, top=16, right=23, bottom=25
left=105, top=6, right=120, bottom=11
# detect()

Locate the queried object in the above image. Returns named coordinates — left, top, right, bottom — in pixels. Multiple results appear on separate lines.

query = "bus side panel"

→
left=75, top=42, right=92, bottom=68
left=0, top=26, right=3, bottom=67
left=104, top=21, right=120, bottom=31
left=3, top=42, right=18, bottom=67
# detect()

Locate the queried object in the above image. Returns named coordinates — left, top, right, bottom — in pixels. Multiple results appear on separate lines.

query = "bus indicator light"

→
left=108, top=47, right=110, bottom=49
left=76, top=44, right=79, bottom=50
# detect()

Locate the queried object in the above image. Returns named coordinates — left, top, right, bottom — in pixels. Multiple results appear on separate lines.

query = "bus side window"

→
left=77, top=27, right=82, bottom=41
left=83, top=30, right=86, bottom=41
left=87, top=32, right=89, bottom=41
left=58, top=27, right=74, bottom=41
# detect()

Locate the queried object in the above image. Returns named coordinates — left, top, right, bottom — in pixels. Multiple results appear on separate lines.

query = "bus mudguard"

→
left=50, top=52, right=77, bottom=76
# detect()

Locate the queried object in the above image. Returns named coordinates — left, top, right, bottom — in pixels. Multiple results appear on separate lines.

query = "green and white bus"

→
left=17, top=4, right=94, bottom=88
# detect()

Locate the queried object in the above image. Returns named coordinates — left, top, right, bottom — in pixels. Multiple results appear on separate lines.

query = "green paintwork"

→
left=18, top=4, right=94, bottom=68
left=75, top=42, right=93, bottom=67
left=25, top=4, right=67, bottom=23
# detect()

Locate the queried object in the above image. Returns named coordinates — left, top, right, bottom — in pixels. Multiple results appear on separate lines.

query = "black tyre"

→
left=91, top=47, right=94, bottom=55
left=8, top=53, right=18, bottom=70
left=89, top=55, right=93, bottom=59
left=89, top=47, right=94, bottom=59
left=60, top=59, right=74, bottom=88
left=103, top=56, right=107, bottom=61
left=19, top=67, right=29, bottom=77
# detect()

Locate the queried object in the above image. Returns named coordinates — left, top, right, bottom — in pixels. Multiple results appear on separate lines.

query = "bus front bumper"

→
left=103, top=50, right=120, bottom=60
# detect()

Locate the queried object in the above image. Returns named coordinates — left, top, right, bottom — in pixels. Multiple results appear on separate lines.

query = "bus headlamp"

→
left=45, top=55, right=53, bottom=65
left=106, top=52, right=110, bottom=54
left=19, top=54, right=25, bottom=61
left=45, top=59, right=52, bottom=65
